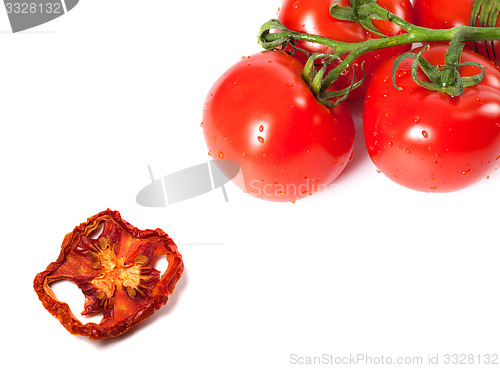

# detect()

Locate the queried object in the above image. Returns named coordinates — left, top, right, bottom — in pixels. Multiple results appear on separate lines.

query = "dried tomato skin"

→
left=33, top=209, right=184, bottom=341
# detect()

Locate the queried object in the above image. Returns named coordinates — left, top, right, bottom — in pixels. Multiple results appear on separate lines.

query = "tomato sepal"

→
left=471, top=0, right=500, bottom=63
left=329, top=0, right=388, bottom=37
left=320, top=62, right=367, bottom=106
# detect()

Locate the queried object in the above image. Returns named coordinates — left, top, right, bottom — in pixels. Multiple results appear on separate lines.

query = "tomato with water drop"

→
left=277, top=0, right=415, bottom=99
left=202, top=50, right=355, bottom=202
left=363, top=45, right=500, bottom=192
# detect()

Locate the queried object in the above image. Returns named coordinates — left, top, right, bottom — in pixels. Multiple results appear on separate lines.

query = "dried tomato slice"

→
left=33, top=209, right=184, bottom=340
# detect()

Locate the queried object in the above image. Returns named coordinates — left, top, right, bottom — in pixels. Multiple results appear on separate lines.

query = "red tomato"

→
left=363, top=45, right=500, bottom=192
left=414, top=0, right=500, bottom=66
left=277, top=0, right=415, bottom=99
left=202, top=50, right=355, bottom=202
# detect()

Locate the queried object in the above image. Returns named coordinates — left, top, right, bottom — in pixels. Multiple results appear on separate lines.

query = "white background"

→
left=2, top=1, right=499, bottom=367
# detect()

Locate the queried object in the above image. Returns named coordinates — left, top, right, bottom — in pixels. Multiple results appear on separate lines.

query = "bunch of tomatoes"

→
left=202, top=0, right=500, bottom=202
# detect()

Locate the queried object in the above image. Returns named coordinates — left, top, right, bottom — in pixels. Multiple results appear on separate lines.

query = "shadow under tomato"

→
left=330, top=99, right=372, bottom=184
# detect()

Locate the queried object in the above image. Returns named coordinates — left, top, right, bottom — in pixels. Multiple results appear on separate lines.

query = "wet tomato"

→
left=363, top=45, right=500, bottom=192
left=202, top=50, right=355, bottom=202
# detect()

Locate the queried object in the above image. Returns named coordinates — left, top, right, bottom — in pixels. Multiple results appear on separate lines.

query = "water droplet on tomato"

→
left=293, top=1, right=300, bottom=9
left=200, top=122, right=204, bottom=128
left=383, top=76, right=390, bottom=83
left=387, top=141, right=393, bottom=147
left=413, top=116, right=420, bottom=124
left=259, top=125, right=264, bottom=132
left=406, top=149, right=411, bottom=154
left=258, top=136, right=265, bottom=144
left=290, top=199, right=297, bottom=203
left=462, top=169, right=471, bottom=176
left=422, top=130, right=429, bottom=139
left=218, top=151, right=224, bottom=159
left=208, top=151, right=212, bottom=157
left=286, top=83, right=294, bottom=87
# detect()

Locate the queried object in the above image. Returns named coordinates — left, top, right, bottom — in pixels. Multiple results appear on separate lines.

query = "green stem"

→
left=258, top=1, right=500, bottom=98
